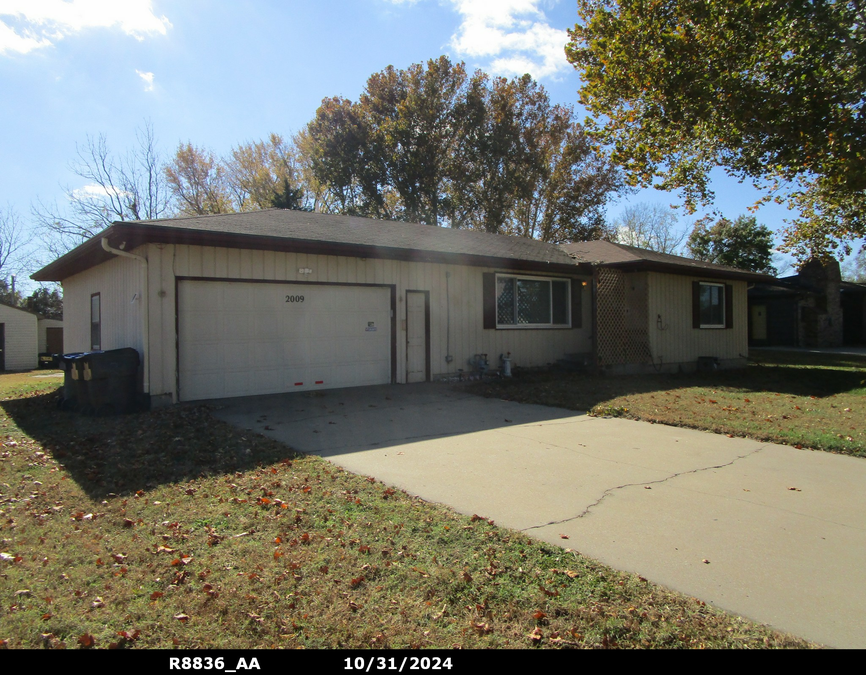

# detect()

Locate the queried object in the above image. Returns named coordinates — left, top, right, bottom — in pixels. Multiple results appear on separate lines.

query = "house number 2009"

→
left=285, top=295, right=305, bottom=303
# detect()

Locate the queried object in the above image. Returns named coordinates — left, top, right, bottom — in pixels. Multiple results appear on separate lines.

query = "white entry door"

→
left=406, top=291, right=427, bottom=383
left=178, top=280, right=391, bottom=401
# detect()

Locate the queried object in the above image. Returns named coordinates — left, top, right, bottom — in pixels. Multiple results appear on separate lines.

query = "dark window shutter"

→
left=483, top=273, right=496, bottom=329
left=571, top=279, right=583, bottom=328
left=692, top=281, right=701, bottom=329
left=725, top=284, right=734, bottom=329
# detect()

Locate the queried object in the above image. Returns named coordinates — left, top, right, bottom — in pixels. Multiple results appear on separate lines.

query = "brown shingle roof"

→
left=560, top=240, right=771, bottom=282
left=134, top=209, right=578, bottom=265
left=32, top=209, right=772, bottom=283
left=33, top=209, right=586, bottom=281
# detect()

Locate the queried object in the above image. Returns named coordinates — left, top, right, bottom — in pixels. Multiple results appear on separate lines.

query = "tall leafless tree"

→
left=33, top=121, right=172, bottom=256
left=611, top=203, right=687, bottom=254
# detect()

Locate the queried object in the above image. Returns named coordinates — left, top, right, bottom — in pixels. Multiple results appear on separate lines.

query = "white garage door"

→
left=178, top=280, right=392, bottom=401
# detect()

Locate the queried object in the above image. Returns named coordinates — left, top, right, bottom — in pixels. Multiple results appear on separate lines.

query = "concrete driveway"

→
left=211, top=383, right=866, bottom=649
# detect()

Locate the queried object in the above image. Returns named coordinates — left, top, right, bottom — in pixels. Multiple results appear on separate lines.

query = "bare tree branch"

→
left=32, top=122, right=172, bottom=255
left=612, top=203, right=687, bottom=254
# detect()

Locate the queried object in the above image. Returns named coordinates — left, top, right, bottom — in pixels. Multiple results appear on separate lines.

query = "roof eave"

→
left=597, top=259, right=772, bottom=282
left=31, top=222, right=594, bottom=281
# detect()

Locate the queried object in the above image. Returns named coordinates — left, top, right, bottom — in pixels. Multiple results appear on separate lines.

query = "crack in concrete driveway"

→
left=522, top=445, right=769, bottom=531
left=212, top=383, right=866, bottom=649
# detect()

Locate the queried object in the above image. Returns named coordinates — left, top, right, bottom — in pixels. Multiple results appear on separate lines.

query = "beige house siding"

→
left=61, top=253, right=144, bottom=357
left=139, top=243, right=590, bottom=402
left=647, top=272, right=748, bottom=369
left=0, top=305, right=37, bottom=370
left=37, top=318, right=64, bottom=353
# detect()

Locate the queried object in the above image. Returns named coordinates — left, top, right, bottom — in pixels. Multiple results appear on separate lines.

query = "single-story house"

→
left=38, top=317, right=64, bottom=356
left=748, top=258, right=866, bottom=347
left=0, top=301, right=38, bottom=371
left=31, top=209, right=767, bottom=406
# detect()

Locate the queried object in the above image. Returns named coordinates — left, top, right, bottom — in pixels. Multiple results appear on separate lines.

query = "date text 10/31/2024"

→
left=345, top=657, right=454, bottom=671
left=167, top=656, right=454, bottom=672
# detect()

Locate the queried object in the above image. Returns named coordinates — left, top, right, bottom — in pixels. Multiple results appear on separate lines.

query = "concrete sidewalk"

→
left=211, top=383, right=866, bottom=648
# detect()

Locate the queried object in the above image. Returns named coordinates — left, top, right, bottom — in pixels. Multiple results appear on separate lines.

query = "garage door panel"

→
left=251, top=367, right=282, bottom=392
left=223, top=370, right=251, bottom=397
left=281, top=340, right=309, bottom=362
left=184, top=313, right=220, bottom=342
left=308, top=312, right=336, bottom=336
left=307, top=337, right=337, bottom=363
left=221, top=316, right=252, bottom=342
left=279, top=315, right=308, bottom=339
left=222, top=285, right=252, bottom=307
left=254, top=315, right=279, bottom=338
left=250, top=341, right=284, bottom=368
left=181, top=371, right=223, bottom=401
left=183, top=344, right=224, bottom=372
left=281, top=367, right=310, bottom=388
left=179, top=281, right=391, bottom=401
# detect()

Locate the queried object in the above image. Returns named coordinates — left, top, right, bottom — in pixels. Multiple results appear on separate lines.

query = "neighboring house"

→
left=37, top=317, right=64, bottom=364
left=31, top=209, right=767, bottom=406
left=748, top=258, right=866, bottom=347
left=0, top=301, right=38, bottom=371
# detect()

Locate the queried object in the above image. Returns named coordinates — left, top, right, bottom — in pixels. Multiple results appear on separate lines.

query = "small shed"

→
left=37, top=317, right=64, bottom=363
left=0, top=301, right=38, bottom=371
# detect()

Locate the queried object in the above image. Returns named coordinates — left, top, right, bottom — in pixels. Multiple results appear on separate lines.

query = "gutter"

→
left=101, top=238, right=149, bottom=394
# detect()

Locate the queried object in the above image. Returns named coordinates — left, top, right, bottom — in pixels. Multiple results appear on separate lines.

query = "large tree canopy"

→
left=305, top=56, right=624, bottom=242
left=687, top=214, right=777, bottom=274
left=566, top=0, right=866, bottom=258
left=165, top=134, right=309, bottom=216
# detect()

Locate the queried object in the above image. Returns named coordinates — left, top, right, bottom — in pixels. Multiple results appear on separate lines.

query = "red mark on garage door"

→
left=315, top=380, right=324, bottom=384
left=294, top=382, right=303, bottom=386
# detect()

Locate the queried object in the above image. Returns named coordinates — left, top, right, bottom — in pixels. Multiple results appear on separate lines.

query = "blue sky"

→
left=1, top=0, right=806, bottom=292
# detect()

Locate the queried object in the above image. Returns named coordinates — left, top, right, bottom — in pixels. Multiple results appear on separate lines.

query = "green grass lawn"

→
left=466, top=350, right=866, bottom=457
left=0, top=371, right=811, bottom=649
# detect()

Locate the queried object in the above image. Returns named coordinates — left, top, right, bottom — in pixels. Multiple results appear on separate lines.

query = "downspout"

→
left=101, top=238, right=149, bottom=394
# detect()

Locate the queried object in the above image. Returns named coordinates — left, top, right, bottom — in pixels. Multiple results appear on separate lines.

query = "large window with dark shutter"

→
left=494, top=274, right=570, bottom=328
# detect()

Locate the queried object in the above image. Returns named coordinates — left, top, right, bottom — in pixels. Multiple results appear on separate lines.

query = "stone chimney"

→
left=798, top=258, right=843, bottom=347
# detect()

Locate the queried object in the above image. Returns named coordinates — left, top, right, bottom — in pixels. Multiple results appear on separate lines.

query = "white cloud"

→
left=0, top=18, right=52, bottom=54
left=448, top=0, right=571, bottom=79
left=0, top=0, right=171, bottom=55
left=71, top=183, right=126, bottom=201
left=136, top=69, right=154, bottom=91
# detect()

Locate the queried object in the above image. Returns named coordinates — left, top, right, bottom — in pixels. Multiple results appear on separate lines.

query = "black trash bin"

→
left=38, top=352, right=58, bottom=369
left=58, top=352, right=86, bottom=411
left=82, top=348, right=140, bottom=415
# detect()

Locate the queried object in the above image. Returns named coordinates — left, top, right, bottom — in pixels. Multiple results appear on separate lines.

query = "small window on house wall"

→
left=495, top=274, right=570, bottom=328
left=692, top=281, right=733, bottom=329
left=700, top=283, right=725, bottom=327
left=90, top=293, right=101, bottom=350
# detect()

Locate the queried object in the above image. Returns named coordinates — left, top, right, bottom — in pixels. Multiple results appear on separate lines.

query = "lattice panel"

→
left=596, top=268, right=652, bottom=366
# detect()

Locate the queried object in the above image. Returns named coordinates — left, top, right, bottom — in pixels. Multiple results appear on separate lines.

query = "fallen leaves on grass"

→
left=77, top=633, right=95, bottom=648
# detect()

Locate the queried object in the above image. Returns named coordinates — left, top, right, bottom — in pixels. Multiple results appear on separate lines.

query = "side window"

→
left=692, top=281, right=733, bottom=329
left=699, top=283, right=725, bottom=327
left=91, top=293, right=101, bottom=350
